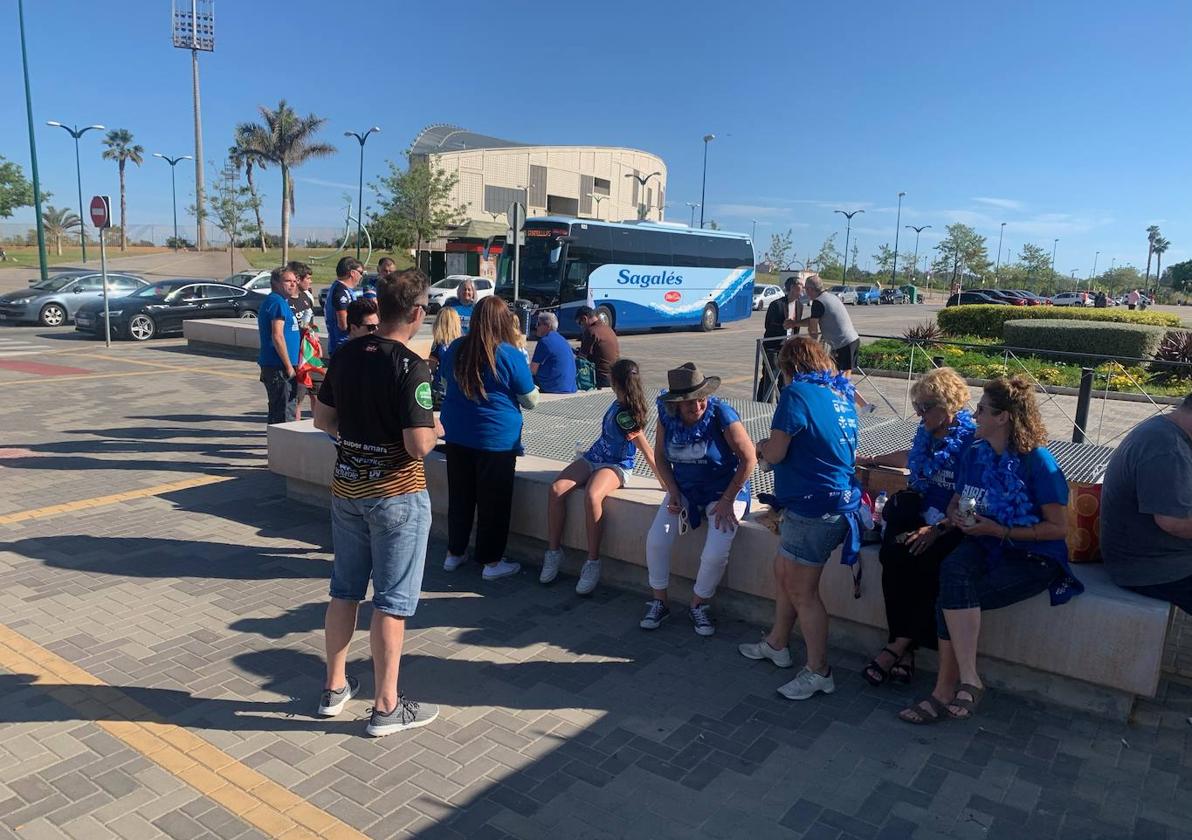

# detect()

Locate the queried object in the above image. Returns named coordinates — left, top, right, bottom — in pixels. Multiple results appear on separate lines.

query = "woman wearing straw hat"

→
left=642, top=363, right=757, bottom=636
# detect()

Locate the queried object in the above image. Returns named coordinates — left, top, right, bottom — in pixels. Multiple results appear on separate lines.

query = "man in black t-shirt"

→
left=313, top=269, right=443, bottom=737
left=757, top=276, right=804, bottom=401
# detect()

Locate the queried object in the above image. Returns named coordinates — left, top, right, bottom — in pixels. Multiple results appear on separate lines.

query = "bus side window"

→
left=561, top=260, right=589, bottom=303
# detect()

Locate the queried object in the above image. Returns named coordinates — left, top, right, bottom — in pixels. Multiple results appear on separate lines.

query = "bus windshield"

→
left=496, top=224, right=569, bottom=304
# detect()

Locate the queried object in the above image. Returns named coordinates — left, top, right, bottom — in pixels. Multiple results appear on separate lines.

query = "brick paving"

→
left=1, top=326, right=1191, bottom=839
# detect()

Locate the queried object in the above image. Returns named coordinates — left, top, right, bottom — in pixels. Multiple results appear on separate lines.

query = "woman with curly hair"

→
left=857, top=367, right=976, bottom=686
left=899, top=375, right=1083, bottom=724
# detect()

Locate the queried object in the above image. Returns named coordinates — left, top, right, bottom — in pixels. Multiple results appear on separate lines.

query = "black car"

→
left=945, top=290, right=1005, bottom=306
left=74, top=279, right=262, bottom=341
left=879, top=288, right=908, bottom=304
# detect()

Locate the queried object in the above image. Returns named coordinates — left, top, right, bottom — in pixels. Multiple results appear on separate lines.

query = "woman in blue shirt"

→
left=856, top=367, right=975, bottom=686
left=642, top=363, right=757, bottom=637
left=440, top=296, right=539, bottom=581
left=542, top=359, right=661, bottom=595
left=899, top=375, right=1082, bottom=724
left=743, top=338, right=864, bottom=702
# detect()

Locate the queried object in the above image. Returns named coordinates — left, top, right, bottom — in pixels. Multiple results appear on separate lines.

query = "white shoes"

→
left=482, top=559, right=521, bottom=580
left=575, top=560, right=601, bottom=595
left=443, top=553, right=466, bottom=572
left=540, top=549, right=563, bottom=584
left=737, top=638, right=794, bottom=668
left=777, top=667, right=836, bottom=701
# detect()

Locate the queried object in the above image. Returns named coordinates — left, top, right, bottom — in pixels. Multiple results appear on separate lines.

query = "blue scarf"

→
left=907, top=410, right=975, bottom=493
left=789, top=370, right=855, bottom=402
left=970, top=442, right=1039, bottom=527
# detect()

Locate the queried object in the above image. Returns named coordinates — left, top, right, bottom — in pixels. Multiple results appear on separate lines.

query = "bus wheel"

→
left=699, top=303, right=717, bottom=332
left=596, top=305, right=614, bottom=329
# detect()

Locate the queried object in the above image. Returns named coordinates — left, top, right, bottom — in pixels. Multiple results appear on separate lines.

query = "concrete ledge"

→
left=268, top=419, right=1170, bottom=719
left=185, top=318, right=433, bottom=360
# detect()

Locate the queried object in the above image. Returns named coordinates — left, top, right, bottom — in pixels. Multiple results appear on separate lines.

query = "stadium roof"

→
left=410, top=125, right=528, bottom=156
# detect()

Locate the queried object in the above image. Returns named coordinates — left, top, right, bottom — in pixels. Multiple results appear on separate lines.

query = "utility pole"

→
left=890, top=191, right=905, bottom=286
left=18, top=0, right=49, bottom=283
left=172, top=0, right=214, bottom=251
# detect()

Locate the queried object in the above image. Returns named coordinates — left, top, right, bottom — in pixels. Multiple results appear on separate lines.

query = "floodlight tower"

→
left=172, top=0, right=214, bottom=251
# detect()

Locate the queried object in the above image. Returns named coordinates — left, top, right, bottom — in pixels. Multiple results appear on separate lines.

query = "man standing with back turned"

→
left=794, top=275, right=872, bottom=412
left=257, top=266, right=300, bottom=424
left=313, top=269, right=442, bottom=737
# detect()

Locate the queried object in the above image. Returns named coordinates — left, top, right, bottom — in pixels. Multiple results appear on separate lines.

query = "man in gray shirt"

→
left=1101, top=393, right=1192, bottom=611
left=794, top=275, right=870, bottom=411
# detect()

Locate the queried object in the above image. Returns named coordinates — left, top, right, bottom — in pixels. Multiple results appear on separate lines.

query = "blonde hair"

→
left=432, top=306, right=462, bottom=347
left=505, top=311, right=526, bottom=351
left=911, top=367, right=970, bottom=417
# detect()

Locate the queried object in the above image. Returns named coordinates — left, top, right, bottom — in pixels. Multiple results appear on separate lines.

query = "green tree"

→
left=1152, top=237, right=1171, bottom=289
left=41, top=205, right=80, bottom=256
left=765, top=228, right=793, bottom=270
left=239, top=100, right=337, bottom=263
left=369, top=150, right=468, bottom=263
left=1164, top=259, right=1192, bottom=293
left=1145, top=224, right=1161, bottom=283
left=197, top=161, right=259, bottom=274
left=229, top=125, right=269, bottom=253
left=0, top=156, right=34, bottom=218
left=1017, top=243, right=1053, bottom=280
left=873, top=243, right=895, bottom=273
left=100, top=129, right=144, bottom=251
left=813, top=233, right=842, bottom=279
left=932, top=223, right=990, bottom=286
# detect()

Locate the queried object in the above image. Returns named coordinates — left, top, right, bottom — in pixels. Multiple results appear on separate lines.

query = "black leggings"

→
left=445, top=443, right=518, bottom=566
left=878, top=490, right=963, bottom=651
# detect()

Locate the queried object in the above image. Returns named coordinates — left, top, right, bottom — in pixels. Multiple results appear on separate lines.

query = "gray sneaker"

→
left=738, top=638, right=794, bottom=668
left=316, top=675, right=359, bottom=717
left=365, top=695, right=440, bottom=737
left=777, top=667, right=836, bottom=701
left=575, top=560, right=601, bottom=595
left=540, top=549, right=563, bottom=584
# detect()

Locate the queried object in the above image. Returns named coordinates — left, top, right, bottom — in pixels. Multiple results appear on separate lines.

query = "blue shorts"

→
left=778, top=510, right=850, bottom=567
left=330, top=491, right=431, bottom=617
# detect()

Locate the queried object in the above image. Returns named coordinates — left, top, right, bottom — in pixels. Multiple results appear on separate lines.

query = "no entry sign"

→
left=89, top=195, right=112, bottom=229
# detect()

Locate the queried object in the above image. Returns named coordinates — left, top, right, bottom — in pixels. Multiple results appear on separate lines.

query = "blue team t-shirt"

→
left=911, top=424, right=976, bottom=516
left=441, top=339, right=535, bottom=452
left=584, top=402, right=639, bottom=470
left=447, top=300, right=474, bottom=334
left=531, top=330, right=577, bottom=394
left=325, top=280, right=360, bottom=355
left=770, top=380, right=861, bottom=516
left=257, top=291, right=300, bottom=367
left=659, top=395, right=746, bottom=512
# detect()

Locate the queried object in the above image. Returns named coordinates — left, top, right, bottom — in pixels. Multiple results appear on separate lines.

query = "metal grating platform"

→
left=520, top=394, right=1114, bottom=496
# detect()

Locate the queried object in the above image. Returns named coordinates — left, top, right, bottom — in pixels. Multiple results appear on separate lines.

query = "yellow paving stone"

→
left=252, top=780, right=304, bottom=811
left=207, top=784, right=261, bottom=816
left=217, top=761, right=271, bottom=792
left=151, top=745, right=199, bottom=775
left=239, top=804, right=299, bottom=836
left=178, top=764, right=227, bottom=798
left=289, top=805, right=342, bottom=834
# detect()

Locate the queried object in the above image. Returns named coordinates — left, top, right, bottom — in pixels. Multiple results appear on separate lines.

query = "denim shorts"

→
left=778, top=510, right=850, bottom=567
left=582, top=458, right=627, bottom=488
left=330, top=490, right=431, bottom=617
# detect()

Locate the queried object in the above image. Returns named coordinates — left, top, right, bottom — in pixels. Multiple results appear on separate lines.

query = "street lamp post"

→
left=994, top=222, right=1006, bottom=286
left=589, top=194, right=607, bottom=221
left=1091, top=251, right=1100, bottom=286
left=699, top=134, right=714, bottom=228
left=624, top=171, right=661, bottom=220
left=344, top=127, right=381, bottom=260
left=906, top=224, right=931, bottom=286
left=18, top=0, right=49, bottom=283
left=890, top=191, right=905, bottom=286
left=686, top=202, right=700, bottom=227
left=835, top=209, right=865, bottom=283
left=47, top=121, right=105, bottom=263
left=1051, top=238, right=1059, bottom=278
left=153, top=153, right=193, bottom=251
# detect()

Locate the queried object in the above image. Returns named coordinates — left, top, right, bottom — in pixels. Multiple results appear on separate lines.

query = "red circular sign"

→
left=664, top=291, right=681, bottom=303
left=89, top=196, right=109, bottom=228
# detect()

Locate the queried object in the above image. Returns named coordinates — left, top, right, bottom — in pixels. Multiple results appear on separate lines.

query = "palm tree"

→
left=1153, top=236, right=1171, bottom=289
left=42, top=205, right=80, bottom=256
left=1145, top=224, right=1161, bottom=283
left=229, top=124, right=269, bottom=253
left=238, top=100, right=336, bottom=263
left=101, top=129, right=144, bottom=251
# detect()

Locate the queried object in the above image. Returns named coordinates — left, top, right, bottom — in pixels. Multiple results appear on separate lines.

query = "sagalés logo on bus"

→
left=664, top=291, right=682, bottom=303
left=616, top=268, right=683, bottom=287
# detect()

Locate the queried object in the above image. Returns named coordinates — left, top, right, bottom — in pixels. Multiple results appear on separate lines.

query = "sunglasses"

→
left=975, top=402, right=1003, bottom=416
left=678, top=506, right=690, bottom=536
left=912, top=400, right=939, bottom=414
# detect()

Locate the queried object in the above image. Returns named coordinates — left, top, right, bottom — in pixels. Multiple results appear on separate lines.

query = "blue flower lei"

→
left=788, top=371, right=855, bottom=401
left=656, top=392, right=721, bottom=445
left=907, top=409, right=975, bottom=493
left=970, top=441, right=1039, bottom=526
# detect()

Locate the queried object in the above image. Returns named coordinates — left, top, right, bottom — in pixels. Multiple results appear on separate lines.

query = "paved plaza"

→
left=2, top=320, right=1192, bottom=839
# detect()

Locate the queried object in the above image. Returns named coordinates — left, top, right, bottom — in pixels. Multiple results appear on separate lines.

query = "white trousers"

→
left=646, top=494, right=748, bottom=600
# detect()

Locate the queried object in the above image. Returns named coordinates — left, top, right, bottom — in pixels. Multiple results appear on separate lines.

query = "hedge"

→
left=937, top=304, right=1181, bottom=339
left=1001, top=319, right=1169, bottom=362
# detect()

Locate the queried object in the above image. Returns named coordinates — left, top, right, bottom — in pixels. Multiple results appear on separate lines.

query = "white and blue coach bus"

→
left=496, top=217, right=755, bottom=336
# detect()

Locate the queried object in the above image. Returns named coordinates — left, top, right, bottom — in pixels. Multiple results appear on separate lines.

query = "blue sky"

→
left=3, top=0, right=1189, bottom=274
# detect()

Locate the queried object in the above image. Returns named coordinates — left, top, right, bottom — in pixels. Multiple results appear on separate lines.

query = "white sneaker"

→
left=738, top=638, right=794, bottom=668
left=482, top=559, right=521, bottom=581
left=540, top=549, right=564, bottom=584
left=575, top=560, right=601, bottom=595
left=777, top=667, right=836, bottom=701
left=443, top=553, right=466, bottom=572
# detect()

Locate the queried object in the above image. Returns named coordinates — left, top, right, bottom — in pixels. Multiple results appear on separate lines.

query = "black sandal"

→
left=862, top=647, right=901, bottom=687
left=945, top=683, right=985, bottom=720
left=890, top=650, right=915, bottom=684
left=898, top=694, right=948, bottom=725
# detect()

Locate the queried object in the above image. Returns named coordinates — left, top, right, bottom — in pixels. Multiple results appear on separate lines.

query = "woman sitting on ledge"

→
left=642, top=363, right=756, bottom=637
left=743, top=338, right=865, bottom=701
left=857, top=367, right=976, bottom=686
left=900, top=375, right=1083, bottom=724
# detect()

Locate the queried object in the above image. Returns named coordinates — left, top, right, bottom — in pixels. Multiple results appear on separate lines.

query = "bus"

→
left=496, top=217, right=755, bottom=336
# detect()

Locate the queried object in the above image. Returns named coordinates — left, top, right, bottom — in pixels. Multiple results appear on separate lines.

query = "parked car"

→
left=1049, top=291, right=1094, bottom=307
left=946, top=290, right=1005, bottom=306
left=1007, top=289, right=1051, bottom=306
left=0, top=271, right=148, bottom=326
left=828, top=285, right=859, bottom=305
left=854, top=285, right=881, bottom=305
left=879, top=288, right=908, bottom=305
left=753, top=283, right=784, bottom=310
left=74, top=279, right=262, bottom=341
left=223, top=269, right=273, bottom=295
left=983, top=289, right=1029, bottom=306
left=427, top=275, right=494, bottom=313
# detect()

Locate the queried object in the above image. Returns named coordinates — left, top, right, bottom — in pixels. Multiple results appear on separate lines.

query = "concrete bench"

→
left=267, top=420, right=1171, bottom=720
left=183, top=318, right=432, bottom=360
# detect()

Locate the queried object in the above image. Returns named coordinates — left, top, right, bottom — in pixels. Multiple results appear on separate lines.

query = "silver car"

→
left=0, top=271, right=148, bottom=326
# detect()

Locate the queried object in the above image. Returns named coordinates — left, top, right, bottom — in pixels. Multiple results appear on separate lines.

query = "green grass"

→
left=859, top=336, right=1191, bottom=397
left=0, top=245, right=171, bottom=269
left=241, top=247, right=413, bottom=286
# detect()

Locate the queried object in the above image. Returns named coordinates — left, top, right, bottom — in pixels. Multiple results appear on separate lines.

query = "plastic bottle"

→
left=873, top=491, right=888, bottom=529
